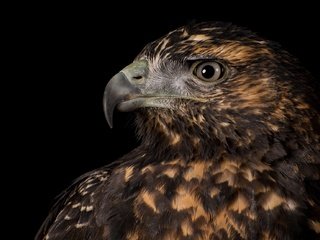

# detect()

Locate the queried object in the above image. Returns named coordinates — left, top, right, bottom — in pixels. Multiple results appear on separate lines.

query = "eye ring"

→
left=191, top=61, right=226, bottom=82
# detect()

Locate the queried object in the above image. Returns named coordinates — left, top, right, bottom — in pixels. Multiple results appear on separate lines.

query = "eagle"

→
left=36, top=22, right=320, bottom=240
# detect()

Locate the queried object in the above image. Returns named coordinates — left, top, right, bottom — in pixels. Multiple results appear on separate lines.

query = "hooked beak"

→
left=103, top=60, right=148, bottom=128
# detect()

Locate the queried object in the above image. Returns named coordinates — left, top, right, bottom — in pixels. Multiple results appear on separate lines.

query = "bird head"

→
left=104, top=22, right=318, bottom=153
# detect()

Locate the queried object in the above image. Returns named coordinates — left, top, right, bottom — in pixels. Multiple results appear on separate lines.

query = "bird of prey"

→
left=36, top=22, right=320, bottom=240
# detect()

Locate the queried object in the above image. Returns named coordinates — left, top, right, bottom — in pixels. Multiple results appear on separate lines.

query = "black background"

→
left=18, top=3, right=319, bottom=239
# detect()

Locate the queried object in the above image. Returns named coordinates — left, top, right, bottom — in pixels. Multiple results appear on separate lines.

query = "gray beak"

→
left=103, top=60, right=148, bottom=128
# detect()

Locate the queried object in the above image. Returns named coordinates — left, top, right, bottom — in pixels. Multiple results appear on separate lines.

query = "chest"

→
left=113, top=159, right=299, bottom=239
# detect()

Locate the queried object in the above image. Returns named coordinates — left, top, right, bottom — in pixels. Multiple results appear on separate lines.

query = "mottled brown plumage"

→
left=36, top=22, right=320, bottom=240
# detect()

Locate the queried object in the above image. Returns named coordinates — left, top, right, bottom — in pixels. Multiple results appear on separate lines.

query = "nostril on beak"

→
left=132, top=75, right=145, bottom=84
left=121, top=60, right=148, bottom=84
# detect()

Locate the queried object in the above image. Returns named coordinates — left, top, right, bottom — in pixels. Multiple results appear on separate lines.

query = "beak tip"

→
left=103, top=95, right=114, bottom=129
left=107, top=119, right=113, bottom=129
left=104, top=104, right=114, bottom=129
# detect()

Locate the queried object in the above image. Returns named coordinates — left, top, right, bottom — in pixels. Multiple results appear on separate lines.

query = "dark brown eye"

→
left=192, top=61, right=225, bottom=82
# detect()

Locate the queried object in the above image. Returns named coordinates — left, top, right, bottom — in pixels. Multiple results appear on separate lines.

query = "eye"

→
left=192, top=61, right=225, bottom=82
